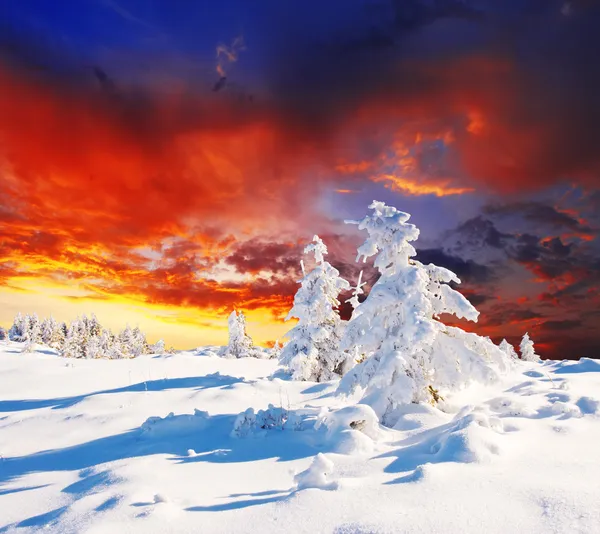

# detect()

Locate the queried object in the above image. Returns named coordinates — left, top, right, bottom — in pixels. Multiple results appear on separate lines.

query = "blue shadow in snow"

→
left=186, top=495, right=289, bottom=512
left=553, top=358, right=600, bottom=374
left=301, top=383, right=331, bottom=395
left=0, top=373, right=243, bottom=412
left=0, top=412, right=321, bottom=488
left=376, top=419, right=458, bottom=479
left=186, top=488, right=297, bottom=512
left=0, top=506, right=69, bottom=533
left=0, top=484, right=50, bottom=496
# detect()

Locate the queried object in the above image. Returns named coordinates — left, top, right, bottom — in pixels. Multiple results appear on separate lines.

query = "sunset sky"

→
left=0, top=0, right=599, bottom=358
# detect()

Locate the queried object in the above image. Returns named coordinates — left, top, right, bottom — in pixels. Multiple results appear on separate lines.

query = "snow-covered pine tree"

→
left=339, top=201, right=510, bottom=425
left=279, top=235, right=351, bottom=382
left=118, top=325, right=135, bottom=358
left=87, top=314, right=102, bottom=338
left=106, top=331, right=125, bottom=359
left=27, top=314, right=42, bottom=344
left=128, top=326, right=149, bottom=357
left=85, top=335, right=102, bottom=359
left=41, top=317, right=55, bottom=346
left=499, top=339, right=519, bottom=359
left=151, top=339, right=166, bottom=355
left=62, top=320, right=85, bottom=358
left=0, top=326, right=6, bottom=340
left=220, top=310, right=255, bottom=358
left=8, top=313, right=27, bottom=342
left=520, top=332, right=538, bottom=362
left=51, top=322, right=68, bottom=350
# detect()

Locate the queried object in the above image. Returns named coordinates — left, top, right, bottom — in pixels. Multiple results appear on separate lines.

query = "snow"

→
left=1, top=341, right=600, bottom=533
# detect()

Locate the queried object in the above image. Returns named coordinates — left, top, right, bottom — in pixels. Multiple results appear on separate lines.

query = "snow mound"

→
left=430, top=407, right=504, bottom=464
left=488, top=396, right=538, bottom=418
left=315, top=404, right=381, bottom=455
left=554, top=358, right=600, bottom=374
left=294, top=453, right=338, bottom=491
left=549, top=401, right=583, bottom=419
left=141, top=409, right=210, bottom=438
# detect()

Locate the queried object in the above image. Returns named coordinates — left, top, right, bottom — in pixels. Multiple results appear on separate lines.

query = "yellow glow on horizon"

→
left=0, top=279, right=291, bottom=350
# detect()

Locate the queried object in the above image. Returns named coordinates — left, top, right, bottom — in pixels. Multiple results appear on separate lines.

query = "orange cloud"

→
left=373, top=174, right=474, bottom=197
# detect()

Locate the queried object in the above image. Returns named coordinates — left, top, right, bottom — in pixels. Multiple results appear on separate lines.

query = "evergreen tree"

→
left=151, top=339, right=166, bottom=354
left=62, top=320, right=85, bottom=358
left=26, top=314, right=42, bottom=344
left=85, top=335, right=102, bottom=359
left=520, top=332, right=538, bottom=362
left=220, top=310, right=256, bottom=358
left=8, top=313, right=27, bottom=342
left=280, top=235, right=351, bottom=382
left=499, top=339, right=519, bottom=359
left=118, top=325, right=135, bottom=358
left=131, top=326, right=150, bottom=357
left=339, top=201, right=510, bottom=425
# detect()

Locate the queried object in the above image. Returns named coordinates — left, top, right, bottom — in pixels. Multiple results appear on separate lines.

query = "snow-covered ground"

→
left=1, top=341, right=599, bottom=534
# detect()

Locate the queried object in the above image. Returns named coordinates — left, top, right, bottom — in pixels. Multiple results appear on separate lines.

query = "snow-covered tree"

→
left=220, top=310, right=257, bottom=358
left=0, top=326, right=6, bottom=340
left=499, top=339, right=519, bottom=359
left=520, top=332, right=538, bottom=362
left=8, top=313, right=27, bottom=342
left=130, top=326, right=150, bottom=357
left=339, top=201, right=511, bottom=425
left=152, top=339, right=166, bottom=355
left=41, top=317, right=56, bottom=345
left=26, top=314, right=42, bottom=344
left=62, top=320, right=86, bottom=358
left=85, top=335, right=102, bottom=359
left=8, top=312, right=158, bottom=360
left=53, top=322, right=68, bottom=350
left=280, top=235, right=351, bottom=381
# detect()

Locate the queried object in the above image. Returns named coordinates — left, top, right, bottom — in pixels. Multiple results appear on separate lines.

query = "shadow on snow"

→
left=0, top=373, right=244, bottom=412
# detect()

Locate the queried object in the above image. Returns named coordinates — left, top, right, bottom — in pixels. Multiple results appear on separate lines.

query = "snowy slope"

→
left=1, top=341, right=599, bottom=534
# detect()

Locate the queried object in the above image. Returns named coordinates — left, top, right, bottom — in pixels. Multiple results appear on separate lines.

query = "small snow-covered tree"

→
left=130, top=326, right=150, bottom=357
left=52, top=322, right=68, bottom=350
left=339, top=201, right=510, bottom=425
left=0, top=326, right=6, bottom=340
left=151, top=339, right=166, bottom=355
left=8, top=313, right=27, bottom=342
left=26, top=314, right=42, bottom=344
left=106, top=332, right=125, bottom=359
left=279, top=235, right=351, bottom=382
left=118, top=325, right=136, bottom=358
left=499, top=339, right=518, bottom=359
left=520, top=333, right=538, bottom=362
left=220, top=310, right=256, bottom=358
left=62, top=320, right=85, bottom=358
left=41, top=317, right=56, bottom=345
left=85, top=335, right=102, bottom=359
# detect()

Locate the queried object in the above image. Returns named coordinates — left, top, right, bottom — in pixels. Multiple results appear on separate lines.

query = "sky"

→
left=0, top=0, right=599, bottom=358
